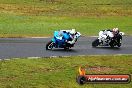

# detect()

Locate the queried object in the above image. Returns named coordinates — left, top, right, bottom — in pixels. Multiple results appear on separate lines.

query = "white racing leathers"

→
left=98, top=30, right=114, bottom=43
left=67, top=32, right=81, bottom=44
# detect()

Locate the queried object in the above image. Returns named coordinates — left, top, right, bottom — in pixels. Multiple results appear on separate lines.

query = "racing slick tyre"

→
left=46, top=41, right=54, bottom=50
left=92, top=39, right=100, bottom=47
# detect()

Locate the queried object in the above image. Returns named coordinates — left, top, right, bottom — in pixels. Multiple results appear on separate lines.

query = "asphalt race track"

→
left=0, top=36, right=132, bottom=59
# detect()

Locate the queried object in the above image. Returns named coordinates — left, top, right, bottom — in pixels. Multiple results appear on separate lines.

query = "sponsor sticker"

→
left=76, top=66, right=131, bottom=84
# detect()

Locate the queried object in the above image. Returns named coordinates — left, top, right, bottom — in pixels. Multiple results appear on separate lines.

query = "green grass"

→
left=0, top=14, right=132, bottom=37
left=0, top=0, right=132, bottom=37
left=0, top=0, right=132, bottom=16
left=0, top=55, right=132, bottom=88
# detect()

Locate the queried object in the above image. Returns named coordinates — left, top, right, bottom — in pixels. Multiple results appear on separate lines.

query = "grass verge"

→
left=0, top=0, right=132, bottom=37
left=0, top=14, right=132, bottom=37
left=0, top=55, right=132, bottom=88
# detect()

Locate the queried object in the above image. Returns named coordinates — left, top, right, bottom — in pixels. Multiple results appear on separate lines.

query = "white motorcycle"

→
left=92, top=32, right=123, bottom=48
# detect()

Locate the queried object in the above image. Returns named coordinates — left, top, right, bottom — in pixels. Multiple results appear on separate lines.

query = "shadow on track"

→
left=92, top=46, right=121, bottom=50
left=47, top=49, right=78, bottom=52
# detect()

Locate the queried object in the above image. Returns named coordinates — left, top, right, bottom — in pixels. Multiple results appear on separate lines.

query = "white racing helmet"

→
left=70, top=29, right=76, bottom=35
left=112, top=28, right=119, bottom=34
left=58, top=31, right=63, bottom=37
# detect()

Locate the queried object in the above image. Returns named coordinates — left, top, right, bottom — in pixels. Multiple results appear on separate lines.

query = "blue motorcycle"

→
left=46, top=31, right=81, bottom=50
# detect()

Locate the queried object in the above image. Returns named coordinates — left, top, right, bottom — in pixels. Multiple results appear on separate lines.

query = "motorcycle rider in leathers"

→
left=98, top=28, right=120, bottom=43
left=58, top=29, right=81, bottom=45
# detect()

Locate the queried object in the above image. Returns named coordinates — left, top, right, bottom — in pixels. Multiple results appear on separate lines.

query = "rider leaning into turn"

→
left=98, top=28, right=120, bottom=43
left=58, top=29, right=81, bottom=45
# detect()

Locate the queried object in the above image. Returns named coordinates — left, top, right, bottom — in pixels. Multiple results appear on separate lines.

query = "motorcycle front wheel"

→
left=46, top=41, right=54, bottom=50
left=92, top=39, right=100, bottom=47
